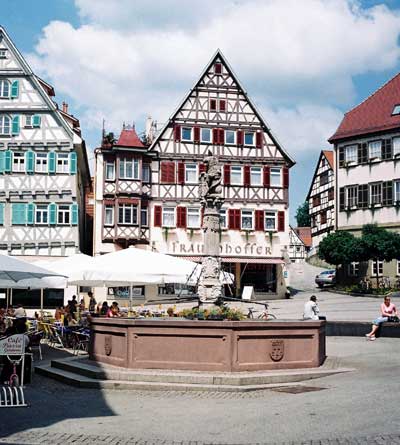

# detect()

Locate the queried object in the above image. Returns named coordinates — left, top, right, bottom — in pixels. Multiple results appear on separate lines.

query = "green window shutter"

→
left=27, top=202, right=35, bottom=225
left=26, top=151, right=35, bottom=174
left=4, top=150, right=12, bottom=173
left=71, top=203, right=78, bottom=225
left=0, top=152, right=4, bottom=174
left=70, top=152, right=77, bottom=175
left=49, top=202, right=57, bottom=225
left=12, top=203, right=26, bottom=225
left=32, top=115, right=41, bottom=128
left=0, top=203, right=4, bottom=225
left=48, top=152, right=56, bottom=173
left=12, top=115, right=20, bottom=135
left=11, top=80, right=19, bottom=98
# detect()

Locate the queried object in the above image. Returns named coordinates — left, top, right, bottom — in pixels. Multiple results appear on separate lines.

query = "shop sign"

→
left=170, top=241, right=272, bottom=256
left=0, top=334, right=25, bottom=355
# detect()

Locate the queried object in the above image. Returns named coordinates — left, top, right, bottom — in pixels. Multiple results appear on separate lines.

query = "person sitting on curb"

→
left=303, top=295, right=326, bottom=321
left=365, top=296, right=398, bottom=341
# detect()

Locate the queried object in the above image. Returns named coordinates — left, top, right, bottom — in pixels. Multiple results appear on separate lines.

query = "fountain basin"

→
left=89, top=318, right=326, bottom=372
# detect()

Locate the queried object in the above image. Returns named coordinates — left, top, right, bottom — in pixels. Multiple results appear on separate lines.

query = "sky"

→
left=3, top=0, right=400, bottom=224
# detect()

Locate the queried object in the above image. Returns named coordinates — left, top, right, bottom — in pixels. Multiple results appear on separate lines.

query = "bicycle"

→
left=6, top=355, right=24, bottom=387
left=246, top=303, right=276, bottom=320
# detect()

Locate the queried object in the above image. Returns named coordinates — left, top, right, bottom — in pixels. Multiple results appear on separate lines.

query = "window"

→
left=141, top=207, right=148, bottom=226
left=12, top=152, right=24, bottom=172
left=397, top=260, right=400, bottom=276
left=105, top=161, right=115, bottom=180
left=35, top=152, right=47, bottom=173
left=370, top=183, right=382, bottom=205
left=119, top=158, right=139, bottom=179
left=181, top=127, right=192, bottom=142
left=346, top=186, right=357, bottom=207
left=395, top=181, right=400, bottom=202
left=328, top=188, right=334, bottom=201
left=185, top=163, right=197, bottom=183
left=0, top=115, right=11, bottom=135
left=348, top=262, right=359, bottom=276
left=58, top=205, right=70, bottom=225
left=345, top=145, right=357, bottom=163
left=35, top=204, right=48, bottom=225
left=372, top=260, right=383, bottom=276
left=162, top=207, right=175, bottom=227
left=241, top=209, right=254, bottom=230
left=265, top=212, right=276, bottom=231
left=56, top=153, right=69, bottom=173
left=118, top=204, right=137, bottom=225
left=104, top=205, right=114, bottom=226
left=231, top=166, right=242, bottom=185
left=0, top=49, right=7, bottom=59
left=210, top=99, right=217, bottom=111
left=244, top=132, right=254, bottom=146
left=225, top=130, right=235, bottom=145
left=214, top=63, right=222, bottom=74
left=219, top=100, right=226, bottom=112
left=393, top=137, right=400, bottom=157
left=25, top=115, right=33, bottom=127
left=220, top=209, right=227, bottom=229
left=201, top=128, right=211, bottom=143
left=187, top=208, right=200, bottom=228
left=312, top=196, right=321, bottom=207
left=270, top=168, right=281, bottom=187
left=320, top=171, right=329, bottom=186
left=0, top=80, right=9, bottom=98
left=320, top=211, right=327, bottom=225
left=142, top=164, right=150, bottom=182
left=250, top=167, right=262, bottom=186
left=368, top=140, right=382, bottom=160
left=392, top=105, right=400, bottom=115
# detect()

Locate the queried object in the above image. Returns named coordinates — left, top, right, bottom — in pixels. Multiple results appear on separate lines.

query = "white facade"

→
left=288, top=227, right=307, bottom=262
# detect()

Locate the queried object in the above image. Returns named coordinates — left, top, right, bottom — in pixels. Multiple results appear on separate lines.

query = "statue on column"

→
left=198, top=150, right=224, bottom=304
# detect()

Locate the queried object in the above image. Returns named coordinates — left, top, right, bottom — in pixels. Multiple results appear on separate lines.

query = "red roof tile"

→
left=294, top=227, right=312, bottom=248
left=115, top=127, right=145, bottom=148
left=322, top=150, right=334, bottom=169
left=329, top=73, right=400, bottom=142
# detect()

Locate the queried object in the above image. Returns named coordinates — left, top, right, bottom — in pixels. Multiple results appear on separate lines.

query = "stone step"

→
left=34, top=363, right=335, bottom=392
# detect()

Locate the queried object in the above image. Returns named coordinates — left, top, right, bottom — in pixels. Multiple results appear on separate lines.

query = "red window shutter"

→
left=223, top=164, right=231, bottom=185
left=215, top=63, right=222, bottom=74
left=283, top=167, right=289, bottom=188
left=199, top=163, right=206, bottom=174
left=160, top=162, right=168, bottom=183
left=278, top=211, right=285, bottom=232
left=177, top=162, right=185, bottom=185
left=174, top=124, right=181, bottom=142
left=234, top=209, right=241, bottom=230
left=168, top=162, right=176, bottom=183
left=243, top=165, right=251, bottom=187
left=256, top=132, right=262, bottom=148
left=219, top=128, right=225, bottom=145
left=210, top=99, right=217, bottom=111
left=219, top=100, right=226, bottom=112
left=255, top=210, right=264, bottom=231
left=194, top=126, right=200, bottom=143
left=154, top=206, right=162, bottom=227
left=200, top=207, right=204, bottom=227
left=228, top=209, right=235, bottom=229
left=212, top=128, right=219, bottom=144
left=237, top=130, right=243, bottom=146
left=176, top=206, right=187, bottom=228
left=263, top=166, right=270, bottom=187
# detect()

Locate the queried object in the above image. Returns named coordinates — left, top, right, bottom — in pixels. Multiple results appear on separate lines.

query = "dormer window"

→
left=392, top=104, right=400, bottom=115
left=214, top=63, right=222, bottom=74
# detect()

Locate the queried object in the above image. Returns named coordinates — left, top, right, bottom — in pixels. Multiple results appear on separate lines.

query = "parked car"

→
left=315, top=269, right=336, bottom=288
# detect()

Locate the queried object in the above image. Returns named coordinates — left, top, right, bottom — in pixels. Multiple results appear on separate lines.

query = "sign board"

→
left=0, top=334, right=25, bottom=355
left=0, top=292, right=5, bottom=300
left=241, top=286, right=254, bottom=300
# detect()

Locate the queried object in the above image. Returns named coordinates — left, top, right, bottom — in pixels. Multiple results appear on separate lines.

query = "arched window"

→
left=0, top=115, right=11, bottom=135
left=0, top=80, right=10, bottom=98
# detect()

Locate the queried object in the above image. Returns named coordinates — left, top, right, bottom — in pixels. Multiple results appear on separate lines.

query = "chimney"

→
left=62, top=102, right=68, bottom=114
left=145, top=116, right=154, bottom=143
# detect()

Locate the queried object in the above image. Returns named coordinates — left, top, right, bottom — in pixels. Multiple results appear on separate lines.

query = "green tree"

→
left=318, top=231, right=363, bottom=267
left=295, top=201, right=311, bottom=227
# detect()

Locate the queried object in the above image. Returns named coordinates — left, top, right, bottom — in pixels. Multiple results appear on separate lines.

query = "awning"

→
left=173, top=256, right=285, bottom=264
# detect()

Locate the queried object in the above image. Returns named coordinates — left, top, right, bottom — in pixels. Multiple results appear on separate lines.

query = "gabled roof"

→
left=115, top=126, right=145, bottom=148
left=294, top=227, right=312, bottom=248
left=329, top=72, right=400, bottom=142
left=149, top=49, right=295, bottom=166
left=306, top=150, right=334, bottom=200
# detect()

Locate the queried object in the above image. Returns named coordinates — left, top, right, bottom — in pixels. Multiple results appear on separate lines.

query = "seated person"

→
left=66, top=314, right=79, bottom=327
left=365, top=296, right=398, bottom=341
left=107, top=302, right=122, bottom=318
left=100, top=302, right=109, bottom=316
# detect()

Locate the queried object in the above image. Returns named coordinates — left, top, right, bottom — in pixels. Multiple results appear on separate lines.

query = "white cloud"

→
left=27, top=0, right=400, bottom=156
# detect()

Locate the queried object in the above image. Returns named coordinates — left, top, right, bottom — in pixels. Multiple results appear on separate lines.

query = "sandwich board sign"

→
left=0, top=334, right=25, bottom=355
left=241, top=286, right=254, bottom=300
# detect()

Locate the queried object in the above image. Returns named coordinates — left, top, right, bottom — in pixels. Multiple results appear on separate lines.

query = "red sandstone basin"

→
left=89, top=318, right=326, bottom=372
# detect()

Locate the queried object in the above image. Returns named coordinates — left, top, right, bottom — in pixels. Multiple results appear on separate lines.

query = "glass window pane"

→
left=182, top=127, right=192, bottom=141
left=201, top=128, right=211, bottom=142
left=225, top=131, right=235, bottom=145
left=270, top=168, right=281, bottom=187
left=231, top=166, right=242, bottom=184
left=251, top=167, right=262, bottom=185
left=265, top=212, right=276, bottom=230
left=185, top=164, right=197, bottom=183
left=244, top=132, right=254, bottom=145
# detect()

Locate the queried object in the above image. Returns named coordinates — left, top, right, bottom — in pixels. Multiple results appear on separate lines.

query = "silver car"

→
left=315, top=269, right=336, bottom=288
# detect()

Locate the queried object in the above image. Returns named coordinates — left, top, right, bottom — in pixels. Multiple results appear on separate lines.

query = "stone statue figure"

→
left=198, top=150, right=224, bottom=304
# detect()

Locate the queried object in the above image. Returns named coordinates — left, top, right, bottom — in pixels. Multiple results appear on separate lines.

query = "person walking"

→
left=303, top=295, right=326, bottom=320
left=365, top=296, right=398, bottom=341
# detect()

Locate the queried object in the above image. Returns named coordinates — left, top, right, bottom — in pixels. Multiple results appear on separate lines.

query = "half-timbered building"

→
left=329, top=72, right=400, bottom=283
left=289, top=226, right=311, bottom=262
left=307, top=150, right=335, bottom=251
left=149, top=50, right=294, bottom=299
left=0, top=26, right=90, bottom=306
